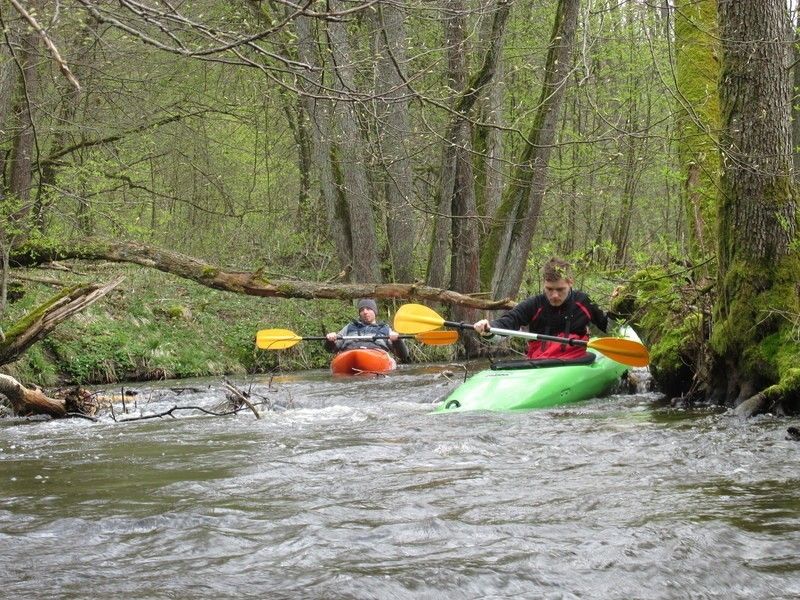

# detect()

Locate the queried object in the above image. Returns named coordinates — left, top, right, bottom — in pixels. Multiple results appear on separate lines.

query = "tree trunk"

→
left=674, top=0, right=720, bottom=261
left=612, top=95, right=644, bottom=267
left=428, top=0, right=509, bottom=295
left=475, top=5, right=505, bottom=222
left=0, top=374, right=66, bottom=418
left=793, top=6, right=800, bottom=179
left=373, top=2, right=416, bottom=283
left=426, top=3, right=467, bottom=290
left=10, top=239, right=517, bottom=312
left=1, top=17, right=39, bottom=314
left=326, top=0, right=381, bottom=283
left=0, top=28, right=17, bottom=188
left=8, top=26, right=39, bottom=206
left=449, top=117, right=482, bottom=354
left=484, top=0, right=580, bottom=300
left=294, top=15, right=352, bottom=272
left=712, top=0, right=799, bottom=412
left=0, top=278, right=124, bottom=367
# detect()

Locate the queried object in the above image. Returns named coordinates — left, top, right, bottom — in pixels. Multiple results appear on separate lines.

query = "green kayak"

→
left=434, top=326, right=641, bottom=413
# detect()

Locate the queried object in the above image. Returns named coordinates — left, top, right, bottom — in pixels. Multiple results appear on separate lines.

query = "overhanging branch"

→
left=11, top=240, right=515, bottom=310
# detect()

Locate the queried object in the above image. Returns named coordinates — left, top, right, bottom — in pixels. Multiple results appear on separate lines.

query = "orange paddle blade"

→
left=588, top=337, right=650, bottom=367
left=415, top=330, right=459, bottom=345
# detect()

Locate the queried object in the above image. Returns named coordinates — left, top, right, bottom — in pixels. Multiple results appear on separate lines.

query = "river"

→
left=1, top=364, right=798, bottom=599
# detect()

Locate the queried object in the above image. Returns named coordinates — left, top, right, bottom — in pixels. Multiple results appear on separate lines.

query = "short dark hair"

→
left=542, top=257, right=572, bottom=282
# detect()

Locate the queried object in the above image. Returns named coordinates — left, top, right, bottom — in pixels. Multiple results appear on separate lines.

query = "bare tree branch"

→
left=7, top=0, right=81, bottom=91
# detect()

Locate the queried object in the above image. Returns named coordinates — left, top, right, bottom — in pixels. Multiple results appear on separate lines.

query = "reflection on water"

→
left=1, top=364, right=799, bottom=599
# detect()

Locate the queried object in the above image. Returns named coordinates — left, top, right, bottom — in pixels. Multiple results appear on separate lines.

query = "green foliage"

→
left=10, top=345, right=61, bottom=387
left=4, top=264, right=454, bottom=385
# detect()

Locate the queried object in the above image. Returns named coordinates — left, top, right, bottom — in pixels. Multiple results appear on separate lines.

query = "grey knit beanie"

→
left=356, top=298, right=378, bottom=313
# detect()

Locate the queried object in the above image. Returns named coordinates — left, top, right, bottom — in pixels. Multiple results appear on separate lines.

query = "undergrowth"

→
left=3, top=263, right=457, bottom=386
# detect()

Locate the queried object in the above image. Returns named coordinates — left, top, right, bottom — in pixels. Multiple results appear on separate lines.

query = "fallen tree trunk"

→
left=0, top=374, right=66, bottom=417
left=10, top=240, right=515, bottom=310
left=0, top=277, right=123, bottom=365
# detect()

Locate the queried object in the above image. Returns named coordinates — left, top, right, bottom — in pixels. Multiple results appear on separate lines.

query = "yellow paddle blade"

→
left=415, top=330, right=459, bottom=345
left=394, top=303, right=446, bottom=334
left=256, top=328, right=303, bottom=350
left=588, top=337, right=650, bottom=367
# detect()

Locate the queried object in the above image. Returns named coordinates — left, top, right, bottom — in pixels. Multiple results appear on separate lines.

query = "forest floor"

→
left=3, top=262, right=458, bottom=386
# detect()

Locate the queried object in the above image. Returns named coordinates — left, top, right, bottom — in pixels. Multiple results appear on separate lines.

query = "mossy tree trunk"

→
left=711, top=0, right=800, bottom=414
left=674, top=0, right=720, bottom=263
left=9, top=239, right=517, bottom=312
left=793, top=7, right=800, bottom=180
left=0, top=278, right=123, bottom=367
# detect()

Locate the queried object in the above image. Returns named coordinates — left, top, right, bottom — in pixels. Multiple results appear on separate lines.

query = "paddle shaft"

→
left=488, top=326, right=588, bottom=347
left=394, top=304, right=648, bottom=366
left=293, top=334, right=411, bottom=342
left=440, top=319, right=588, bottom=347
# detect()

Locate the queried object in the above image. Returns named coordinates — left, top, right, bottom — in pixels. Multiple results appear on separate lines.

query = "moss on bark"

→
left=608, top=265, right=711, bottom=399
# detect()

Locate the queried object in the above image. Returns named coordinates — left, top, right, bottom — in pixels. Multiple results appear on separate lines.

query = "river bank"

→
left=3, top=263, right=457, bottom=387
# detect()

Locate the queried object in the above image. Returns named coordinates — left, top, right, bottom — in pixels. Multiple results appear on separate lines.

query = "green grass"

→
left=3, top=263, right=457, bottom=385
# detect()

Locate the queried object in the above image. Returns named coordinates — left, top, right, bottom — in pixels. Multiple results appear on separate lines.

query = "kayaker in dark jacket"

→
left=473, top=257, right=609, bottom=360
left=325, top=298, right=410, bottom=362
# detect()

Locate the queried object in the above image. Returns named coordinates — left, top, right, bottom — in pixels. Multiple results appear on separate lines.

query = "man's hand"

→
left=473, top=319, right=491, bottom=335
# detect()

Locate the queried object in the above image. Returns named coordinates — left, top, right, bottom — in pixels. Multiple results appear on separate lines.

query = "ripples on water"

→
left=1, top=365, right=798, bottom=599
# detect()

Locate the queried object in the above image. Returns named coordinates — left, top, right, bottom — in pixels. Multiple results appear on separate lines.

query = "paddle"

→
left=393, top=303, right=650, bottom=367
left=256, top=328, right=458, bottom=350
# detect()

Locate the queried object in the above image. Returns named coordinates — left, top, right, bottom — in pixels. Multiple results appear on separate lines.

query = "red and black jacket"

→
left=490, top=290, right=608, bottom=359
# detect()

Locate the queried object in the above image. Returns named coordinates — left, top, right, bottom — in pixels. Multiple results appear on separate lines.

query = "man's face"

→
left=544, top=278, right=572, bottom=307
left=359, top=307, right=377, bottom=324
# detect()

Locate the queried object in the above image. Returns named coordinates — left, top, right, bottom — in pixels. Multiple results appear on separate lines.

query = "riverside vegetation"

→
left=2, top=263, right=461, bottom=386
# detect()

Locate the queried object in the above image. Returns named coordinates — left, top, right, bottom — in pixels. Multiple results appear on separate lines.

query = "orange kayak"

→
left=330, top=348, right=397, bottom=375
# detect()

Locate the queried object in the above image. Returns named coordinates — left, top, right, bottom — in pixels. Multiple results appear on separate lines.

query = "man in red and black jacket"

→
left=473, top=257, right=609, bottom=361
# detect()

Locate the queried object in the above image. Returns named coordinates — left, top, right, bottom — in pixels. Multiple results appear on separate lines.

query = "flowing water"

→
left=1, top=364, right=798, bottom=599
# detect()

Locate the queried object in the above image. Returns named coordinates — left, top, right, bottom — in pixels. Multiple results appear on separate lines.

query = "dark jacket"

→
left=491, top=289, right=608, bottom=359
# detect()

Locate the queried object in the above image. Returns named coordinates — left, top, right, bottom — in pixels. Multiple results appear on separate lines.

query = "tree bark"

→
left=373, top=2, right=416, bottom=283
left=326, top=0, right=381, bottom=283
left=10, top=239, right=516, bottom=311
left=428, top=0, right=509, bottom=294
left=712, top=0, right=799, bottom=411
left=0, top=277, right=123, bottom=366
left=426, top=3, right=467, bottom=290
left=294, top=15, right=353, bottom=271
left=8, top=24, right=38, bottom=206
left=475, top=5, right=505, bottom=223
